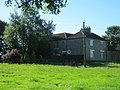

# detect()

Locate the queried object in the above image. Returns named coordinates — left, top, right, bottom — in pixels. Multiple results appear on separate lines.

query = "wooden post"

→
left=83, top=33, right=86, bottom=67
left=82, top=22, right=87, bottom=67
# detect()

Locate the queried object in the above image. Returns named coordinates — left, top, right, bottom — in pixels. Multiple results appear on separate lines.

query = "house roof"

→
left=52, top=29, right=105, bottom=41
left=69, top=30, right=105, bottom=41
left=52, top=33, right=73, bottom=39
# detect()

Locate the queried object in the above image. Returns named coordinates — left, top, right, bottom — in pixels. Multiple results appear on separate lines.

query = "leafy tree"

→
left=21, top=8, right=55, bottom=58
left=0, top=19, right=7, bottom=55
left=103, top=26, right=120, bottom=51
left=0, top=19, right=7, bottom=36
left=5, top=0, right=67, bottom=14
left=3, top=8, right=55, bottom=61
left=4, top=25, right=19, bottom=48
left=0, top=37, right=9, bottom=56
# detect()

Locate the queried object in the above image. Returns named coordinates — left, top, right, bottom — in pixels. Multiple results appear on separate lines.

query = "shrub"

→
left=36, top=54, right=43, bottom=63
left=1, top=49, right=21, bottom=63
left=31, top=52, right=36, bottom=63
left=20, top=55, right=24, bottom=63
left=24, top=53, right=30, bottom=63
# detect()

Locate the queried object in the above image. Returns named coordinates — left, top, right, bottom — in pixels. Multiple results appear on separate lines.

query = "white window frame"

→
left=90, top=39, right=94, bottom=46
left=90, top=49, right=94, bottom=58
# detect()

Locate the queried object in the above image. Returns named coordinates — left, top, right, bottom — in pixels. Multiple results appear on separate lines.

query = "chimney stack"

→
left=83, top=22, right=85, bottom=29
left=81, top=22, right=91, bottom=33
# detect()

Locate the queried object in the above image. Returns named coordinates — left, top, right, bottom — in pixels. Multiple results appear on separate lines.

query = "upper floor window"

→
left=90, top=39, right=94, bottom=46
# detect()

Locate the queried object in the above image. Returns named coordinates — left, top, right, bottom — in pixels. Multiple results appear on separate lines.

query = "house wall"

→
left=66, top=39, right=83, bottom=55
left=50, top=38, right=107, bottom=61
left=85, top=38, right=107, bottom=61
left=51, top=38, right=83, bottom=56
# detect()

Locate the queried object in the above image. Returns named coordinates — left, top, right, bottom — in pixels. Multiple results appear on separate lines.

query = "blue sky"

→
left=0, top=0, right=120, bottom=36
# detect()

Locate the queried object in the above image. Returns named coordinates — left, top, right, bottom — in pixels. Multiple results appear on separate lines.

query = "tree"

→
left=4, top=25, right=19, bottom=49
left=103, top=26, right=120, bottom=51
left=0, top=19, right=7, bottom=55
left=3, top=8, right=55, bottom=61
left=5, top=0, right=67, bottom=14
left=0, top=19, right=7, bottom=36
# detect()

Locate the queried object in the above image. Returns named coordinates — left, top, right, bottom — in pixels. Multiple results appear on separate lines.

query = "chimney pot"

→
left=83, top=22, right=85, bottom=29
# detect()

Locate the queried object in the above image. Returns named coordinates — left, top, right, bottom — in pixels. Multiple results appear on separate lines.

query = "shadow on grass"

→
left=107, top=65, right=120, bottom=68
left=44, top=61, right=108, bottom=67
left=1, top=58, right=120, bottom=68
left=86, top=61, right=120, bottom=68
left=86, top=61, right=109, bottom=67
left=44, top=58, right=120, bottom=68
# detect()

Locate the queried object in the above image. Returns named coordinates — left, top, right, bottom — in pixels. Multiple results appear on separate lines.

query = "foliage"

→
left=0, top=38, right=8, bottom=56
left=0, top=19, right=7, bottom=36
left=103, top=26, right=120, bottom=51
left=5, top=0, right=67, bottom=14
left=3, top=8, right=55, bottom=59
left=23, top=53, right=30, bottom=63
left=0, top=63, right=120, bottom=89
left=4, top=25, right=19, bottom=48
left=0, top=19, right=8, bottom=54
left=31, top=52, right=37, bottom=63
left=20, top=54, right=24, bottom=63
left=1, top=49, right=21, bottom=63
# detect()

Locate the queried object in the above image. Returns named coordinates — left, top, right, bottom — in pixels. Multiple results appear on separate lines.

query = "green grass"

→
left=0, top=63, right=120, bottom=90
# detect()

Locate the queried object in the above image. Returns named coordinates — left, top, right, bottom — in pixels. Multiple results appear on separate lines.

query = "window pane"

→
left=100, top=50, right=104, bottom=58
left=90, top=49, right=94, bottom=58
left=90, top=39, right=94, bottom=46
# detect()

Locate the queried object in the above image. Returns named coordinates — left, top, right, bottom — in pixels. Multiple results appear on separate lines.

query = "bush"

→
left=36, top=54, right=43, bottom=63
left=20, top=55, right=24, bottom=63
left=23, top=53, right=30, bottom=63
left=1, top=49, right=21, bottom=63
left=31, top=52, right=36, bottom=63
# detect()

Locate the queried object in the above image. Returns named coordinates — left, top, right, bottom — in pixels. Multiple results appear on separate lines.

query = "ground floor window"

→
left=100, top=50, right=104, bottom=59
left=90, top=49, right=94, bottom=58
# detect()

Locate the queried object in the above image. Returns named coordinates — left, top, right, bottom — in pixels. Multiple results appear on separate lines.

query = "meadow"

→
left=0, top=62, right=120, bottom=90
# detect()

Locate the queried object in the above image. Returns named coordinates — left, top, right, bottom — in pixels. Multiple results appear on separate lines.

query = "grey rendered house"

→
left=50, top=24, right=107, bottom=61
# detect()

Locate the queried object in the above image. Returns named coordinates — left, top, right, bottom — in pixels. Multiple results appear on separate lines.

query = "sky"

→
left=0, top=0, right=120, bottom=36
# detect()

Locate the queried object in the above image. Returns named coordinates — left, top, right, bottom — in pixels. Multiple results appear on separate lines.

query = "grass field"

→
left=0, top=62, right=120, bottom=90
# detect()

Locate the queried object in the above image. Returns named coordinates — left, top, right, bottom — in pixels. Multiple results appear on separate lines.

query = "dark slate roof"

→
left=68, top=31, right=84, bottom=39
left=69, top=30, right=105, bottom=41
left=85, top=32, right=105, bottom=40
left=52, top=30, right=105, bottom=41
left=52, top=33, right=73, bottom=39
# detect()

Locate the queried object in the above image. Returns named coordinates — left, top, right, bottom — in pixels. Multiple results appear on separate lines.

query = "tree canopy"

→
left=5, top=0, right=67, bottom=14
left=3, top=8, right=55, bottom=60
left=0, top=20, right=7, bottom=55
left=103, top=26, right=120, bottom=51
left=0, top=19, right=7, bottom=36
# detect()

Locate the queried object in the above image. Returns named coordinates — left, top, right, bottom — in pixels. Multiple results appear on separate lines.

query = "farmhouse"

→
left=50, top=22, right=107, bottom=62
